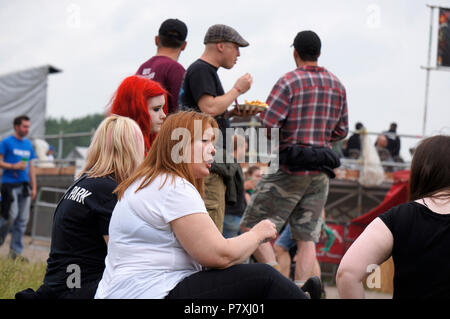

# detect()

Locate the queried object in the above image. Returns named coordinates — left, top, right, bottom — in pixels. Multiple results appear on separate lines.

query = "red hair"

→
left=108, top=75, right=167, bottom=152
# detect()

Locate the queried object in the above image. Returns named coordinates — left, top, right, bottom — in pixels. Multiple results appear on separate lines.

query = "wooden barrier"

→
left=1, top=166, right=75, bottom=177
left=34, top=166, right=75, bottom=176
left=363, top=257, right=394, bottom=294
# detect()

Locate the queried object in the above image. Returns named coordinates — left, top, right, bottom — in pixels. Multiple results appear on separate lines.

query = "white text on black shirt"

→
left=65, top=186, right=92, bottom=205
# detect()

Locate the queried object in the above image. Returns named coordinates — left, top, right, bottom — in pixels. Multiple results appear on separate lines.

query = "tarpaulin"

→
left=0, top=65, right=60, bottom=140
left=316, top=170, right=410, bottom=264
left=346, top=170, right=410, bottom=243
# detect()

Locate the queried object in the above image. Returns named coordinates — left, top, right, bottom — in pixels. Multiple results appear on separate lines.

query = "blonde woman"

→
left=95, top=111, right=310, bottom=299
left=16, top=115, right=145, bottom=299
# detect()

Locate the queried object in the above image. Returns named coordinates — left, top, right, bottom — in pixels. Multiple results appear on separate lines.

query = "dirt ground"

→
left=0, top=234, right=392, bottom=299
left=0, top=235, right=50, bottom=264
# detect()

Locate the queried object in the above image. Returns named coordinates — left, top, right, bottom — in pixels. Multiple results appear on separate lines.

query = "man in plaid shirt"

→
left=240, top=30, right=348, bottom=297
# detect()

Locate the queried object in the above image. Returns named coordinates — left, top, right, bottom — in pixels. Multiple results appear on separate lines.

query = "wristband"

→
left=233, top=86, right=242, bottom=94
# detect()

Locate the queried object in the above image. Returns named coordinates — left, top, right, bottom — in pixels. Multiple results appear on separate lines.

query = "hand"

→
left=31, top=188, right=37, bottom=201
left=13, top=161, right=27, bottom=170
left=234, top=73, right=253, bottom=95
left=241, top=105, right=261, bottom=117
left=251, top=219, right=277, bottom=244
left=229, top=104, right=261, bottom=118
left=244, top=179, right=257, bottom=191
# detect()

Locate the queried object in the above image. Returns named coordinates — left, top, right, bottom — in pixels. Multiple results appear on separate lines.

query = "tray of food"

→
left=233, top=99, right=269, bottom=114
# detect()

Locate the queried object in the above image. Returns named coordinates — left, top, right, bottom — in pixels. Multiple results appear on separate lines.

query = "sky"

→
left=1, top=0, right=449, bottom=161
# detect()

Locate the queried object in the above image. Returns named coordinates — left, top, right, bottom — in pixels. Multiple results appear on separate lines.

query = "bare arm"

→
left=171, top=213, right=277, bottom=269
left=197, top=91, right=239, bottom=117
left=336, top=217, right=393, bottom=298
left=0, top=154, right=26, bottom=170
left=197, top=73, right=252, bottom=117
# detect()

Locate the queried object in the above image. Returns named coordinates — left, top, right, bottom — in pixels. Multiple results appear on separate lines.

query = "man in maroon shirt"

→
left=136, top=19, right=188, bottom=114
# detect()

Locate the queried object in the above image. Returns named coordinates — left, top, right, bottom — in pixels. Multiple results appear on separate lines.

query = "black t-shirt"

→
left=179, top=59, right=229, bottom=146
left=43, top=175, right=118, bottom=290
left=383, top=130, right=401, bottom=157
left=378, top=201, right=450, bottom=299
left=225, top=164, right=247, bottom=217
left=346, top=134, right=361, bottom=151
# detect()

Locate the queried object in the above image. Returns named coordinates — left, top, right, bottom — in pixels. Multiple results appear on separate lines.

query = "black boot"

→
left=301, top=276, right=322, bottom=299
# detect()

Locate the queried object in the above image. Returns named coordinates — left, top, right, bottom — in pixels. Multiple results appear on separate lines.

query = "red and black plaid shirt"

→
left=260, top=65, right=348, bottom=175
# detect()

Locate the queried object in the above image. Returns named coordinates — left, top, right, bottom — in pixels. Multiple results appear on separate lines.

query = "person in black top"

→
left=383, top=122, right=402, bottom=161
left=179, top=24, right=253, bottom=145
left=15, top=115, right=145, bottom=299
left=222, top=135, right=247, bottom=239
left=343, top=122, right=363, bottom=158
left=336, top=134, right=450, bottom=299
left=178, top=24, right=256, bottom=232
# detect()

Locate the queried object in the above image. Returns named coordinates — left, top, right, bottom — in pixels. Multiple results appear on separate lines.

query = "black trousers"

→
left=166, top=263, right=307, bottom=299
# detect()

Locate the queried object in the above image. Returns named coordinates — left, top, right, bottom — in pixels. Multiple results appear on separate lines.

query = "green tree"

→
left=45, top=113, right=105, bottom=158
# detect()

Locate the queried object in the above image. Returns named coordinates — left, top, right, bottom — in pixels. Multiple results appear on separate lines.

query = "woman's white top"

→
left=95, top=174, right=207, bottom=299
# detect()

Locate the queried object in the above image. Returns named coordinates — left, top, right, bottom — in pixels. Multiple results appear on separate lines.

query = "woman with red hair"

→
left=109, top=75, right=168, bottom=152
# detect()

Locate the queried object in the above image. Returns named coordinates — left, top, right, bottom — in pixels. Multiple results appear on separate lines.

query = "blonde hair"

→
left=79, top=115, right=145, bottom=184
left=115, top=111, right=218, bottom=199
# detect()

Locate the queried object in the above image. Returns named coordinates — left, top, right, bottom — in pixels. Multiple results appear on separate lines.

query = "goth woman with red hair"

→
left=109, top=75, right=168, bottom=152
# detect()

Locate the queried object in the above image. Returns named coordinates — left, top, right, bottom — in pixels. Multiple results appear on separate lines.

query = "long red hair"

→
left=108, top=75, right=168, bottom=152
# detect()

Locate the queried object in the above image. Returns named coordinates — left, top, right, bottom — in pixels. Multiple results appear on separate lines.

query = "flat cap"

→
left=204, top=24, right=249, bottom=47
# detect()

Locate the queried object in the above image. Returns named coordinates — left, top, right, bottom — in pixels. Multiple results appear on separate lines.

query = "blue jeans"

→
left=222, top=214, right=242, bottom=238
left=0, top=185, right=31, bottom=254
left=275, top=224, right=297, bottom=251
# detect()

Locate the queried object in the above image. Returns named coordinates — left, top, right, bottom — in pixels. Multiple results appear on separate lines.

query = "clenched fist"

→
left=234, top=73, right=253, bottom=95
left=250, top=219, right=277, bottom=244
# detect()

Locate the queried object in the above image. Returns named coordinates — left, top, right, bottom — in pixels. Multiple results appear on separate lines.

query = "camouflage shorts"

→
left=240, top=169, right=329, bottom=243
left=204, top=173, right=226, bottom=232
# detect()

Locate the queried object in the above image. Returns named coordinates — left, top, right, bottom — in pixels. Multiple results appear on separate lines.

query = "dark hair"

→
left=355, top=122, right=363, bottom=130
left=409, top=135, right=450, bottom=201
left=158, top=34, right=185, bottom=48
left=158, top=18, right=187, bottom=49
left=389, top=122, right=397, bottom=132
left=246, top=165, right=261, bottom=177
left=13, top=115, right=30, bottom=126
left=293, top=30, right=321, bottom=62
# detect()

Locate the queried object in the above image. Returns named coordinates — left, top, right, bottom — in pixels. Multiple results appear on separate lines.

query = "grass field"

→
left=0, top=257, right=46, bottom=299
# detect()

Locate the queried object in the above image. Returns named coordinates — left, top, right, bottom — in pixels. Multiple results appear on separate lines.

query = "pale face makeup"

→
left=147, top=95, right=166, bottom=134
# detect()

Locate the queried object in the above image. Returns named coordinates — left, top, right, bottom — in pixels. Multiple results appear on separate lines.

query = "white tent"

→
left=0, top=65, right=61, bottom=140
left=65, top=146, right=89, bottom=176
left=65, top=146, right=89, bottom=161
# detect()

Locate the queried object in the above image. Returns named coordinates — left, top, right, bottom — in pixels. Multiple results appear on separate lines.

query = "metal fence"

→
left=32, top=130, right=95, bottom=160
left=30, top=187, right=66, bottom=244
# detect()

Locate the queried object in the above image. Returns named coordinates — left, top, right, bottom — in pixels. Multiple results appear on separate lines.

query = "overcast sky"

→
left=1, top=0, right=449, bottom=160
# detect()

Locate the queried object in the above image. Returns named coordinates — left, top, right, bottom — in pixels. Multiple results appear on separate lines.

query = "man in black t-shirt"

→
left=179, top=24, right=253, bottom=231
